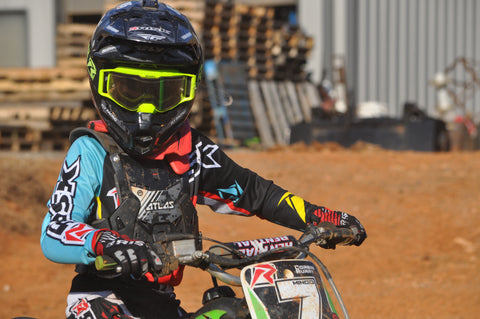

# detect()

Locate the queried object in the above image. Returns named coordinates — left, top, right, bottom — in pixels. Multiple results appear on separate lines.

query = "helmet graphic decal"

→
left=87, top=57, right=96, bottom=80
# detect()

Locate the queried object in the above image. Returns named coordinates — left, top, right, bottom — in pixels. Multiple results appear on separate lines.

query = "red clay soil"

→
left=0, top=143, right=479, bottom=318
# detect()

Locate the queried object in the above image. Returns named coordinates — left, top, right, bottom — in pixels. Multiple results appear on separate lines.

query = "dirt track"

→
left=0, top=144, right=479, bottom=318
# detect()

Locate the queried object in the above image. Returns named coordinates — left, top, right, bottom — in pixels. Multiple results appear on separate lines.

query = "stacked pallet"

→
left=0, top=22, right=93, bottom=105
left=202, top=1, right=276, bottom=79
left=0, top=67, right=90, bottom=104
left=202, top=0, right=312, bottom=81
left=235, top=5, right=275, bottom=79
left=0, top=100, right=97, bottom=151
left=203, top=0, right=237, bottom=61
left=0, top=125, right=42, bottom=152
left=56, top=23, right=95, bottom=69
left=198, top=0, right=318, bottom=145
left=0, top=103, right=96, bottom=152
left=0, top=22, right=95, bottom=152
left=271, top=25, right=313, bottom=81
left=0, top=1, right=316, bottom=151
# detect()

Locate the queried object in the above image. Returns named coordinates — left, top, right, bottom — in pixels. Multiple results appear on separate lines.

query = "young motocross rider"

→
left=40, top=1, right=366, bottom=318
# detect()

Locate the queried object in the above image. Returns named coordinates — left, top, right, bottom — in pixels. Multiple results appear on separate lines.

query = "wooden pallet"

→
left=246, top=80, right=320, bottom=148
left=0, top=104, right=97, bottom=151
left=202, top=1, right=311, bottom=82
left=56, top=23, right=94, bottom=70
left=218, top=61, right=258, bottom=142
left=0, top=76, right=90, bottom=103
left=0, top=22, right=92, bottom=105
left=203, top=0, right=237, bottom=61
left=0, top=125, right=42, bottom=151
left=271, top=27, right=313, bottom=81
left=248, top=80, right=275, bottom=148
left=235, top=4, right=275, bottom=80
left=0, top=67, right=87, bottom=82
left=0, top=1, right=317, bottom=150
left=57, top=24, right=95, bottom=47
left=0, top=125, right=71, bottom=152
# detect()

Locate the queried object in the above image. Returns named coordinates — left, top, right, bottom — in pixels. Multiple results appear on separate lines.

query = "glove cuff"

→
left=92, top=229, right=114, bottom=255
left=311, top=207, right=342, bottom=226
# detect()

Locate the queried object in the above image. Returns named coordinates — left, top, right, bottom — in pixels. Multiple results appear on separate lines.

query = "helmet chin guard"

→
left=95, top=96, right=190, bottom=157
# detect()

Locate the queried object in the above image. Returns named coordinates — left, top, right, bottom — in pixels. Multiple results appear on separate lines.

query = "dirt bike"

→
left=95, top=222, right=357, bottom=319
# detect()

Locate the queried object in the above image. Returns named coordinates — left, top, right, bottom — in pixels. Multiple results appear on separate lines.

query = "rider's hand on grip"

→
left=310, top=218, right=366, bottom=249
left=339, top=214, right=367, bottom=246
left=312, top=222, right=345, bottom=249
left=93, top=229, right=161, bottom=279
left=311, top=208, right=367, bottom=247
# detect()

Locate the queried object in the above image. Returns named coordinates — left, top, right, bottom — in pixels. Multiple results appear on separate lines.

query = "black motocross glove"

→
left=340, top=212, right=367, bottom=246
left=310, top=207, right=367, bottom=247
left=93, top=230, right=163, bottom=279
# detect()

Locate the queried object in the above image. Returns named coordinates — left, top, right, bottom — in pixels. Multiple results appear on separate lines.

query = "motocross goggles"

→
left=97, top=67, right=196, bottom=113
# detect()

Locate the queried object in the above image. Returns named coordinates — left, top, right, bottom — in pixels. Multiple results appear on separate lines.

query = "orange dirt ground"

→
left=0, top=143, right=479, bottom=318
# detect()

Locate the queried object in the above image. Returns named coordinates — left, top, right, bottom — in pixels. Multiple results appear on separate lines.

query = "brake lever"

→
left=299, top=224, right=325, bottom=247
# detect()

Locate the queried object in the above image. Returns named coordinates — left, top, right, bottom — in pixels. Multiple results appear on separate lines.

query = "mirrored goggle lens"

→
left=101, top=71, right=195, bottom=112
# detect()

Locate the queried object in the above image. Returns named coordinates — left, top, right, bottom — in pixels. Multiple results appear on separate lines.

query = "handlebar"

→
left=94, top=222, right=356, bottom=285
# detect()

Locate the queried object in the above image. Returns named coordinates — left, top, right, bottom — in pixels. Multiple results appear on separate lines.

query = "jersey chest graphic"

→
left=132, top=185, right=183, bottom=225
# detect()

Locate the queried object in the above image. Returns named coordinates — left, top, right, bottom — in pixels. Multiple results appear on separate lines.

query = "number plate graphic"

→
left=241, top=260, right=338, bottom=319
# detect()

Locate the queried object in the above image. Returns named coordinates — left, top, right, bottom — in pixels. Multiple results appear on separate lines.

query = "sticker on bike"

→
left=241, top=260, right=339, bottom=319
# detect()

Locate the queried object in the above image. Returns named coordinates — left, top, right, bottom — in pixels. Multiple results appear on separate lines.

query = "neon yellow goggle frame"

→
left=97, top=67, right=197, bottom=113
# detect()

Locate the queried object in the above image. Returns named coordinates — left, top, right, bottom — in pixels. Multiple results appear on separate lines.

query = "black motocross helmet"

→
left=87, top=0, right=203, bottom=157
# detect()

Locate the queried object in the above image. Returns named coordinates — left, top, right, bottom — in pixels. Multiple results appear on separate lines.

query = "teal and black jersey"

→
left=41, top=126, right=332, bottom=286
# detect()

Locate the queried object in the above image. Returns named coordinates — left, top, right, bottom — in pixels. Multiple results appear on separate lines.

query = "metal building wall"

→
left=0, top=0, right=56, bottom=67
left=318, top=0, right=480, bottom=120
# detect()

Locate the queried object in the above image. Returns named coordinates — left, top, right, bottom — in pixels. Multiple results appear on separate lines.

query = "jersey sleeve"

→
left=40, top=135, right=107, bottom=265
left=192, top=131, right=325, bottom=231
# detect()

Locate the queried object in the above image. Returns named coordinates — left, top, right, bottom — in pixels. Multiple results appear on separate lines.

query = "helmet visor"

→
left=98, top=67, right=196, bottom=113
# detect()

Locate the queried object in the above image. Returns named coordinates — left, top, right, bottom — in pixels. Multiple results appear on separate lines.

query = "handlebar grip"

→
left=95, top=255, right=122, bottom=273
left=331, top=227, right=357, bottom=245
left=307, top=222, right=357, bottom=247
